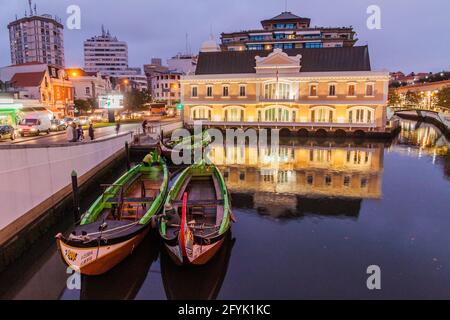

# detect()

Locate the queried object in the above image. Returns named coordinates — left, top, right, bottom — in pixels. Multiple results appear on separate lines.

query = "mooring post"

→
left=125, top=141, right=131, bottom=170
left=71, top=170, right=80, bottom=222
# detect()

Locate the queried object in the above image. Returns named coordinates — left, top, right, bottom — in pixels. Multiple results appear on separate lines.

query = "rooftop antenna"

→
left=34, top=3, right=37, bottom=15
left=209, top=24, right=214, bottom=40
left=101, top=24, right=105, bottom=37
left=285, top=0, right=288, bottom=12
left=185, top=33, right=192, bottom=55
left=28, top=0, right=33, bottom=16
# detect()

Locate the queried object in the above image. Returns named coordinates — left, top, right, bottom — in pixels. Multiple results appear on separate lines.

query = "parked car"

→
left=18, top=115, right=52, bottom=136
left=50, top=119, right=67, bottom=132
left=62, top=117, right=75, bottom=126
left=0, top=125, right=16, bottom=141
left=78, top=116, right=91, bottom=126
left=90, top=109, right=109, bottom=122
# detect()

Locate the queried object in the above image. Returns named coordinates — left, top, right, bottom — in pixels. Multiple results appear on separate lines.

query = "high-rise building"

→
left=7, top=4, right=65, bottom=67
left=84, top=27, right=131, bottom=76
left=220, top=11, right=357, bottom=51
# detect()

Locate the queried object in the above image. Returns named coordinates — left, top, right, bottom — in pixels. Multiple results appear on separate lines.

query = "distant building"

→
left=144, top=59, right=169, bottom=97
left=220, top=11, right=357, bottom=52
left=395, top=80, right=450, bottom=110
left=0, top=62, right=74, bottom=117
left=151, top=71, right=181, bottom=105
left=8, top=9, right=65, bottom=67
left=181, top=46, right=390, bottom=134
left=167, top=53, right=198, bottom=75
left=114, top=74, right=148, bottom=92
left=65, top=68, right=112, bottom=100
left=391, top=72, right=430, bottom=86
left=84, top=27, right=138, bottom=76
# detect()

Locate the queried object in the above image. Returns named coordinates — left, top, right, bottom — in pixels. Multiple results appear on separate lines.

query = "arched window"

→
left=224, top=106, right=245, bottom=122
left=264, top=82, right=292, bottom=100
left=260, top=106, right=293, bottom=122
left=310, top=106, right=334, bottom=123
left=191, top=106, right=212, bottom=120
left=347, top=107, right=375, bottom=124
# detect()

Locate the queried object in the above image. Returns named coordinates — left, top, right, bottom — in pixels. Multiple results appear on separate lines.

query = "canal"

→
left=0, top=118, right=449, bottom=299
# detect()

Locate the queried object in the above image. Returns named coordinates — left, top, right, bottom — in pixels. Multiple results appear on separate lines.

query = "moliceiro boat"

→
left=159, top=130, right=211, bottom=161
left=159, top=160, right=234, bottom=265
left=56, top=152, right=168, bottom=276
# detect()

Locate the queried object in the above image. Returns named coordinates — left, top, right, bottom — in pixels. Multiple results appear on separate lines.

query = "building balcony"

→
left=259, top=96, right=298, bottom=103
left=185, top=119, right=380, bottom=131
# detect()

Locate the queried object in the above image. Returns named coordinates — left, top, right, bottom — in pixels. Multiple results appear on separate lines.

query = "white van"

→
left=18, top=113, right=52, bottom=137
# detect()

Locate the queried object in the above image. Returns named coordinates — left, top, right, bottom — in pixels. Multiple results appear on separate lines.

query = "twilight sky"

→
left=0, top=0, right=449, bottom=73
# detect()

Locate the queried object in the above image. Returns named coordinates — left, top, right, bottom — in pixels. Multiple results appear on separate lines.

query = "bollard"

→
left=125, top=141, right=131, bottom=171
left=71, top=170, right=80, bottom=222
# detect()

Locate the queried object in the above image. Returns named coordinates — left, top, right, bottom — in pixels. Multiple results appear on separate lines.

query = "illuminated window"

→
left=311, top=107, right=334, bottom=123
left=329, top=84, right=336, bottom=96
left=309, top=84, right=318, bottom=97
left=222, top=85, right=229, bottom=97
left=366, top=84, right=374, bottom=96
left=206, top=85, right=213, bottom=97
left=348, top=84, right=356, bottom=96
left=191, top=86, right=198, bottom=97
left=239, top=85, right=246, bottom=97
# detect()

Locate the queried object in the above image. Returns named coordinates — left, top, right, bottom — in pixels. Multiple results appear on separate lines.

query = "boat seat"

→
left=107, top=197, right=154, bottom=204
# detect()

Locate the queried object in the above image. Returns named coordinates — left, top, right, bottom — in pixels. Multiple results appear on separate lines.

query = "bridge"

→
left=388, top=107, right=450, bottom=138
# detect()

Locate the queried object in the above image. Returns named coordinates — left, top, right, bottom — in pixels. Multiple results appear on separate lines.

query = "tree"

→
left=388, top=88, right=401, bottom=106
left=436, top=87, right=450, bottom=111
left=74, top=99, right=91, bottom=115
left=404, top=90, right=421, bottom=106
left=124, top=89, right=151, bottom=110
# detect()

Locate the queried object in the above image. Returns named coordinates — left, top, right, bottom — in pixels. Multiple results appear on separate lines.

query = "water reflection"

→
left=160, top=234, right=235, bottom=300
left=395, top=120, right=449, bottom=158
left=1, top=120, right=449, bottom=300
left=79, top=232, right=160, bottom=300
left=207, top=141, right=384, bottom=219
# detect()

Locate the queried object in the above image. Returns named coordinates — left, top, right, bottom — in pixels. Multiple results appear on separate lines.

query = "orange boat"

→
left=158, top=160, right=234, bottom=265
left=56, top=152, right=168, bottom=275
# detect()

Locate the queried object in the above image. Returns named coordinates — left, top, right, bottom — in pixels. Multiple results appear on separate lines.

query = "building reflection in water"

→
left=395, top=120, right=449, bottom=162
left=207, top=140, right=384, bottom=220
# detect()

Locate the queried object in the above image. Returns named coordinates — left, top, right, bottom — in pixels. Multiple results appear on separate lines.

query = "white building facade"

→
left=84, top=28, right=131, bottom=76
left=8, top=14, right=65, bottom=67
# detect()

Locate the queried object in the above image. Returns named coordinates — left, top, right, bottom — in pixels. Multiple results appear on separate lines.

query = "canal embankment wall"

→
left=0, top=132, right=132, bottom=271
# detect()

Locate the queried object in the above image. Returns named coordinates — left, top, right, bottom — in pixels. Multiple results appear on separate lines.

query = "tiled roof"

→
left=195, top=46, right=371, bottom=75
left=9, top=61, right=46, bottom=67
left=10, top=71, right=46, bottom=87
left=267, top=11, right=303, bottom=21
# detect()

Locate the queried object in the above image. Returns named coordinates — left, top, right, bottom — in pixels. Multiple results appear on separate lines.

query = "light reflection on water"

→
left=0, top=120, right=449, bottom=300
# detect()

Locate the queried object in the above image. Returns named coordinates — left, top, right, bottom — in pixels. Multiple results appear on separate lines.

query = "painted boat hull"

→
left=163, top=234, right=226, bottom=266
left=57, top=228, right=149, bottom=276
left=161, top=234, right=234, bottom=300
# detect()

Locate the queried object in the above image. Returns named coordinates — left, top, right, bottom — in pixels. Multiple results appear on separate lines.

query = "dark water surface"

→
left=1, top=119, right=449, bottom=300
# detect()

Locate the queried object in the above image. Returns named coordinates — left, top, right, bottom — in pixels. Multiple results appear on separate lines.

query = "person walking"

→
left=66, top=123, right=74, bottom=142
left=77, top=124, right=84, bottom=142
left=115, top=121, right=121, bottom=135
left=142, top=119, right=148, bottom=135
left=71, top=123, right=77, bottom=142
left=88, top=123, right=95, bottom=141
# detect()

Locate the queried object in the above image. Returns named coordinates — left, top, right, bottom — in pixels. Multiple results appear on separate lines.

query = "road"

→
left=0, top=117, right=182, bottom=145
left=2, top=123, right=140, bottom=145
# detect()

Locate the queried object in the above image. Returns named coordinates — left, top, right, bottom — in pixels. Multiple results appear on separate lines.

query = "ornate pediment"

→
left=254, top=48, right=302, bottom=74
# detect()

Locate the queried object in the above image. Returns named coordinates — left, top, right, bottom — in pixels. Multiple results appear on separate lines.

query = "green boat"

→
left=159, top=130, right=211, bottom=161
left=158, top=160, right=234, bottom=265
left=56, top=152, right=168, bottom=276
